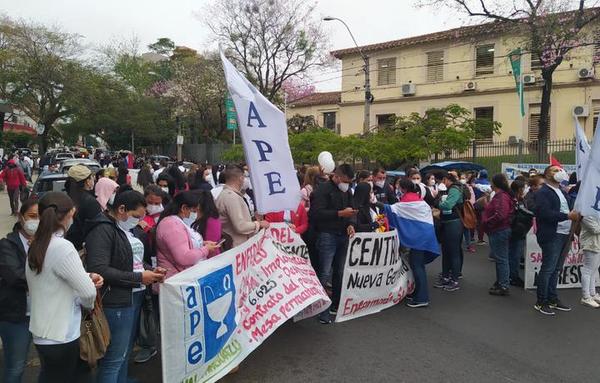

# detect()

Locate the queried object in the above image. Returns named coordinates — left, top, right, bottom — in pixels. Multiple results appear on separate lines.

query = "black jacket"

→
left=373, top=182, right=398, bottom=204
left=533, top=184, right=572, bottom=244
left=85, top=213, right=143, bottom=308
left=67, top=190, right=102, bottom=250
left=311, top=180, right=353, bottom=234
left=0, top=230, right=28, bottom=323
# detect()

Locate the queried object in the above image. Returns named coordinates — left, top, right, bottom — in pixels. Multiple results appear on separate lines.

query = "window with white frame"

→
left=475, top=44, right=495, bottom=76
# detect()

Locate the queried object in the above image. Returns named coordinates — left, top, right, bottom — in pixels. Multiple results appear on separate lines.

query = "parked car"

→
left=51, top=152, right=76, bottom=163
left=59, top=159, right=101, bottom=174
left=419, top=161, right=485, bottom=175
left=150, top=155, right=171, bottom=165
left=31, top=173, right=69, bottom=200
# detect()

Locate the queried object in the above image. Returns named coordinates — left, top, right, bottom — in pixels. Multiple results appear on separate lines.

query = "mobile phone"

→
left=216, top=239, right=226, bottom=247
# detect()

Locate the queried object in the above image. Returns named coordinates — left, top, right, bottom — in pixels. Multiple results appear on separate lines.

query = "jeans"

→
left=122, top=291, right=145, bottom=381
left=508, top=237, right=525, bottom=281
left=463, top=228, right=472, bottom=248
left=581, top=250, right=600, bottom=299
left=97, top=303, right=136, bottom=383
left=7, top=188, right=19, bottom=215
left=317, top=232, right=348, bottom=320
left=409, top=249, right=429, bottom=303
left=440, top=219, right=463, bottom=281
left=35, top=339, right=80, bottom=383
left=536, top=234, right=569, bottom=304
left=0, top=320, right=31, bottom=383
left=488, top=228, right=511, bottom=289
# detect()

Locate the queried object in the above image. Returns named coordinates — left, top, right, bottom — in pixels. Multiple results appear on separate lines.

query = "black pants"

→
left=7, top=188, right=19, bottom=214
left=35, top=339, right=80, bottom=383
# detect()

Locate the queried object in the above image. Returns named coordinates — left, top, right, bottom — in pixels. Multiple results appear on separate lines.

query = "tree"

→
left=432, top=1, right=600, bottom=161
left=148, top=37, right=175, bottom=56
left=203, top=0, right=330, bottom=102
left=0, top=17, right=85, bottom=153
left=286, top=113, right=319, bottom=133
left=281, top=77, right=315, bottom=102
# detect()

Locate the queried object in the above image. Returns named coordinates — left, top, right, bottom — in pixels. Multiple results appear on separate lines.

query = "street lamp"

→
left=323, top=16, right=372, bottom=135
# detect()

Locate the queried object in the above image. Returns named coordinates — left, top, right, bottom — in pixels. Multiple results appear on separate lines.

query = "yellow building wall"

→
left=286, top=103, right=339, bottom=128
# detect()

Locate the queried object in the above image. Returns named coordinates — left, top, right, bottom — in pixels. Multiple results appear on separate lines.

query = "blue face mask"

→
left=182, top=211, right=198, bottom=227
left=118, top=215, right=139, bottom=232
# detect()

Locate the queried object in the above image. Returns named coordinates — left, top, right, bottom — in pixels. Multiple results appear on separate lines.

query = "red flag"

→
left=550, top=155, right=562, bottom=168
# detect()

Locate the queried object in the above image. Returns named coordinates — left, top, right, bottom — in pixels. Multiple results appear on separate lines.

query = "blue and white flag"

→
left=574, top=116, right=600, bottom=217
left=220, top=52, right=301, bottom=214
left=384, top=202, right=440, bottom=262
left=575, top=117, right=591, bottom=175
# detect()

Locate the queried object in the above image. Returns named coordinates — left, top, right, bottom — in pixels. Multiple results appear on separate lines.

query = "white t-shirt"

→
left=548, top=184, right=572, bottom=235
left=120, top=228, right=145, bottom=293
left=152, top=167, right=165, bottom=183
left=34, top=298, right=81, bottom=345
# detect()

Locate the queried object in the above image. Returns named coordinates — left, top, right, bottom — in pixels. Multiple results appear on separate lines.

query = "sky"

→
left=0, top=0, right=465, bottom=91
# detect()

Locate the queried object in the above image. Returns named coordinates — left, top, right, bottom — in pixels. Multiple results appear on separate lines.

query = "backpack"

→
left=510, top=203, right=534, bottom=239
left=452, top=184, right=477, bottom=230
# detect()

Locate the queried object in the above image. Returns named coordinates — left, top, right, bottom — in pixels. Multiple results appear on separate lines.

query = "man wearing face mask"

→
left=532, top=165, right=580, bottom=316
left=311, top=164, right=357, bottom=324
left=65, top=165, right=103, bottom=250
left=371, top=167, right=398, bottom=204
left=216, top=167, right=269, bottom=248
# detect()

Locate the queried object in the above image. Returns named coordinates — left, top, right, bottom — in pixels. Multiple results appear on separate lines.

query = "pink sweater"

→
left=156, top=215, right=209, bottom=280
left=203, top=217, right=222, bottom=258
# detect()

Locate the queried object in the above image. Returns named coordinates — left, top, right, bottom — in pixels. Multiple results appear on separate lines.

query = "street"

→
left=0, top=189, right=597, bottom=383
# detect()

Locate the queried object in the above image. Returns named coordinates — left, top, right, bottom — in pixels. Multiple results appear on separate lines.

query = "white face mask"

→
left=374, top=180, right=385, bottom=189
left=460, top=179, right=467, bottom=185
left=23, top=219, right=39, bottom=236
left=438, top=183, right=447, bottom=191
left=204, top=175, right=212, bottom=182
left=161, top=186, right=169, bottom=194
left=65, top=218, right=74, bottom=232
left=553, top=169, right=568, bottom=183
left=108, top=193, right=116, bottom=206
left=118, top=215, right=140, bottom=232
left=183, top=211, right=198, bottom=227
left=428, top=179, right=436, bottom=187
left=337, top=182, right=350, bottom=193
left=243, top=177, right=251, bottom=191
left=411, top=179, right=420, bottom=185
left=147, top=203, right=164, bottom=216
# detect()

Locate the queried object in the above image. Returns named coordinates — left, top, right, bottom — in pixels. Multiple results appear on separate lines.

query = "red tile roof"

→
left=289, top=91, right=341, bottom=107
left=331, top=20, right=512, bottom=58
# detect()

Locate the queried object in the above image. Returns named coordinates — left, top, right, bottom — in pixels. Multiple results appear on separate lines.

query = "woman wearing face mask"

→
left=141, top=185, right=166, bottom=232
left=188, top=167, right=213, bottom=191
left=26, top=192, right=101, bottom=383
left=157, top=173, right=176, bottom=198
left=0, top=199, right=38, bottom=383
left=352, top=182, right=385, bottom=232
left=156, top=191, right=221, bottom=281
left=65, top=164, right=103, bottom=250
left=408, top=170, right=435, bottom=206
left=95, top=176, right=120, bottom=211
left=458, top=171, right=476, bottom=253
left=85, top=190, right=166, bottom=383
left=508, top=179, right=532, bottom=288
left=191, top=190, right=223, bottom=256
left=425, top=173, right=438, bottom=198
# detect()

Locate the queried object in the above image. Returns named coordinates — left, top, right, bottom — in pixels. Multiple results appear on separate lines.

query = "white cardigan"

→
left=26, top=233, right=96, bottom=343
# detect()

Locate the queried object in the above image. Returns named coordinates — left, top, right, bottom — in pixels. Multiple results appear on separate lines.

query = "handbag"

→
left=80, top=293, right=111, bottom=368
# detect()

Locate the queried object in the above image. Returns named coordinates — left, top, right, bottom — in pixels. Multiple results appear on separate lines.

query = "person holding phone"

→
left=190, top=190, right=222, bottom=257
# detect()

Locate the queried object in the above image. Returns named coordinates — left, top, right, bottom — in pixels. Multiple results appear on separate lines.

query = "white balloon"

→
left=321, top=157, right=335, bottom=173
left=318, top=151, right=333, bottom=164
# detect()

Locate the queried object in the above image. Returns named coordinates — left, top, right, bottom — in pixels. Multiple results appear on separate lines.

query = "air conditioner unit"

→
left=401, top=83, right=416, bottom=96
left=522, top=74, right=536, bottom=85
left=464, top=81, right=477, bottom=91
left=572, top=105, right=590, bottom=117
left=578, top=67, right=595, bottom=79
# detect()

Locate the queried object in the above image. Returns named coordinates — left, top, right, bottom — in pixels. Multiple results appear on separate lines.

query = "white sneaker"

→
left=581, top=297, right=600, bottom=308
left=592, top=295, right=600, bottom=304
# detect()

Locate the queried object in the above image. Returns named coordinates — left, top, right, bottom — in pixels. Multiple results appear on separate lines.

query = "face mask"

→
left=147, top=203, right=164, bottom=216
left=374, top=180, right=385, bottom=189
left=161, top=186, right=169, bottom=194
left=411, top=179, right=420, bottom=185
left=438, top=183, right=447, bottom=192
left=65, top=218, right=74, bottom=232
left=205, top=175, right=212, bottom=182
left=108, top=193, right=116, bottom=206
left=460, top=179, right=467, bottom=185
left=183, top=211, right=198, bottom=227
left=23, top=219, right=39, bottom=236
left=553, top=169, right=568, bottom=183
left=118, top=215, right=140, bottom=232
left=428, top=179, right=436, bottom=187
left=337, top=182, right=350, bottom=193
left=243, top=177, right=251, bottom=191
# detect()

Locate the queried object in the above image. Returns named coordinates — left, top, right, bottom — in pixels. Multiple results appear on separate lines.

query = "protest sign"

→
left=220, top=52, right=300, bottom=214
left=336, top=230, right=414, bottom=323
left=525, top=230, right=600, bottom=289
left=501, top=163, right=577, bottom=180
left=160, top=226, right=330, bottom=383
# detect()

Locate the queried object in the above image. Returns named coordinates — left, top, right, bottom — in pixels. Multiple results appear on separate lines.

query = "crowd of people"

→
left=0, top=152, right=598, bottom=382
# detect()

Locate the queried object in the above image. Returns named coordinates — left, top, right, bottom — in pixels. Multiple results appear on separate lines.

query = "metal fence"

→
left=138, top=143, right=232, bottom=164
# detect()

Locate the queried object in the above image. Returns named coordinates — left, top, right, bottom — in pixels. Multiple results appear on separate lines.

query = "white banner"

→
left=220, top=52, right=301, bottom=214
left=159, top=224, right=329, bottom=383
left=574, top=116, right=600, bottom=218
left=502, top=163, right=577, bottom=180
left=525, top=230, right=600, bottom=289
left=336, top=230, right=414, bottom=323
left=575, top=117, right=591, bottom=175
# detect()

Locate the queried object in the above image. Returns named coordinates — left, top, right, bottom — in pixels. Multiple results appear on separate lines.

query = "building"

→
left=2, top=108, right=37, bottom=136
left=287, top=91, right=341, bottom=132
left=288, top=19, right=600, bottom=142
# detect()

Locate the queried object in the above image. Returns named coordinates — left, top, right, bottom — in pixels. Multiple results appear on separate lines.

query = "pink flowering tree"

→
left=281, top=78, right=316, bottom=102
left=433, top=0, right=600, bottom=160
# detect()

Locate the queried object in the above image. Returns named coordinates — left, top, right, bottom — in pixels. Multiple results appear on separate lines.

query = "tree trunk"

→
left=538, top=70, right=553, bottom=162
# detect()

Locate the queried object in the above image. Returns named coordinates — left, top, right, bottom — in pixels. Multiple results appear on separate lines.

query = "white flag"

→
left=220, top=52, right=301, bottom=214
left=575, top=117, right=591, bottom=175
left=574, top=116, right=600, bottom=217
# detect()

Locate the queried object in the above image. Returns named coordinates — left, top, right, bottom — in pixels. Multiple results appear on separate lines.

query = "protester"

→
left=0, top=199, right=38, bottom=383
left=312, top=164, right=356, bottom=324
left=264, top=202, right=309, bottom=235
left=152, top=159, right=168, bottom=183
left=434, top=171, right=464, bottom=292
left=508, top=180, right=532, bottom=288
left=191, top=190, right=223, bottom=256
left=216, top=167, right=270, bottom=248
left=0, top=159, right=27, bottom=216
left=167, top=165, right=187, bottom=194
left=157, top=173, right=176, bottom=198
left=95, top=176, right=120, bottom=211
left=301, top=166, right=320, bottom=210
left=425, top=173, right=438, bottom=199
left=482, top=174, right=514, bottom=296
left=352, top=182, right=383, bottom=232
left=459, top=171, right=477, bottom=253
left=408, top=169, right=435, bottom=206
left=156, top=191, right=221, bottom=280
left=117, top=162, right=131, bottom=186
left=137, top=163, right=154, bottom=189
left=533, top=165, right=579, bottom=315
left=85, top=190, right=166, bottom=383
left=188, top=167, right=213, bottom=191
left=579, top=214, right=600, bottom=308
left=524, top=174, right=545, bottom=211
left=65, top=164, right=102, bottom=250
left=141, top=185, right=165, bottom=231
left=26, top=192, right=100, bottom=383
left=372, top=167, right=397, bottom=204
left=211, top=171, right=227, bottom=201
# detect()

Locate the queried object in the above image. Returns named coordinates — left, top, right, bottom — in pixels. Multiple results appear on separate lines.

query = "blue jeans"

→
left=537, top=234, right=569, bottom=304
left=97, top=303, right=136, bottom=383
left=509, top=237, right=525, bottom=281
left=440, top=219, right=463, bottom=281
left=409, top=250, right=429, bottom=303
left=0, top=320, right=31, bottom=383
left=317, top=232, right=348, bottom=320
left=488, top=228, right=511, bottom=289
